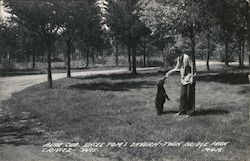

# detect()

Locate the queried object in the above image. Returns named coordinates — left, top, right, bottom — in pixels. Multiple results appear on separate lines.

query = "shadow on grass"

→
left=192, top=109, right=229, bottom=116
left=162, top=110, right=178, bottom=114
left=238, top=85, right=250, bottom=95
left=161, top=109, right=229, bottom=116
left=0, top=113, right=44, bottom=146
left=196, top=73, right=250, bottom=85
left=69, top=80, right=156, bottom=91
left=223, top=65, right=250, bottom=70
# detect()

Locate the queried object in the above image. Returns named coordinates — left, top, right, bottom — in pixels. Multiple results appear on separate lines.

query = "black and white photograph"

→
left=0, top=0, right=250, bottom=161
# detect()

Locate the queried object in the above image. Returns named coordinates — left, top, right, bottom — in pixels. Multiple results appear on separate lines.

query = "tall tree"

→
left=199, top=0, right=218, bottom=71
left=108, top=0, right=147, bottom=74
left=213, top=0, right=239, bottom=66
left=245, top=0, right=250, bottom=68
left=59, top=2, right=91, bottom=77
left=0, top=22, right=18, bottom=62
left=4, top=1, right=63, bottom=87
left=138, top=0, right=205, bottom=69
left=77, top=1, right=107, bottom=67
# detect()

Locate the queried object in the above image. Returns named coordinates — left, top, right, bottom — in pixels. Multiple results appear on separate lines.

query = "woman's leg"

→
left=179, top=84, right=187, bottom=114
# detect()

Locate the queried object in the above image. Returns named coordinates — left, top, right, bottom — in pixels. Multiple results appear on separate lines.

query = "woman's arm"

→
left=165, top=67, right=180, bottom=77
left=165, top=57, right=180, bottom=78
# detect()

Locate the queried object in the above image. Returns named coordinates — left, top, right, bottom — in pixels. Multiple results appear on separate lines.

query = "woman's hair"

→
left=178, top=54, right=184, bottom=67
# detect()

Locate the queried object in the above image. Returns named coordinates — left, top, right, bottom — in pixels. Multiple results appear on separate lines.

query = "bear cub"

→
left=155, top=78, right=170, bottom=115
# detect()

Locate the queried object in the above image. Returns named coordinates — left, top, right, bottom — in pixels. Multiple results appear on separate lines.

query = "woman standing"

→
left=165, top=53, right=196, bottom=116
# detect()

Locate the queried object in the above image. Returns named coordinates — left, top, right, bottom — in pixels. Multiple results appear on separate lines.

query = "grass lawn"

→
left=1, top=66, right=250, bottom=161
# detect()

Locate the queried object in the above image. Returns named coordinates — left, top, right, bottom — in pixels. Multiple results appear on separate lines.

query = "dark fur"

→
left=155, top=79, right=170, bottom=115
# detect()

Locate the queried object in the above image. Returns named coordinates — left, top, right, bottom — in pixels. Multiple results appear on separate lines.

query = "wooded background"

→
left=0, top=0, right=250, bottom=87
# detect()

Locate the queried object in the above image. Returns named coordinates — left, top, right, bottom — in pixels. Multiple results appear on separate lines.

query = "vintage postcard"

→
left=0, top=0, right=250, bottom=161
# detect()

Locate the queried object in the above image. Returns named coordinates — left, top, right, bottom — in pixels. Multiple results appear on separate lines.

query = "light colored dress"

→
left=166, top=54, right=195, bottom=115
left=179, top=54, right=195, bottom=115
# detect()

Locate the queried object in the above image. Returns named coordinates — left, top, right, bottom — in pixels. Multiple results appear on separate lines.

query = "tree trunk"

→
left=127, top=46, right=131, bottom=71
left=66, top=39, right=71, bottom=78
left=190, top=27, right=196, bottom=71
left=101, top=48, right=104, bottom=65
left=91, top=48, right=95, bottom=64
left=161, top=45, right=165, bottom=68
left=32, top=51, right=35, bottom=70
left=249, top=54, right=250, bottom=68
left=239, top=40, right=242, bottom=67
left=225, top=39, right=229, bottom=66
left=71, top=49, right=74, bottom=61
left=132, top=46, right=137, bottom=74
left=47, top=41, right=53, bottom=88
left=143, top=53, right=146, bottom=68
left=242, top=37, right=245, bottom=67
left=206, top=38, right=210, bottom=72
left=42, top=52, right=45, bottom=62
left=25, top=52, right=29, bottom=63
left=86, top=48, right=89, bottom=68
left=247, top=1, right=250, bottom=68
left=115, top=43, right=119, bottom=67
left=143, top=40, right=146, bottom=68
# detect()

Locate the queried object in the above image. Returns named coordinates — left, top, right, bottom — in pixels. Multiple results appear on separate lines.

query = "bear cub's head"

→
left=157, top=79, right=165, bottom=88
